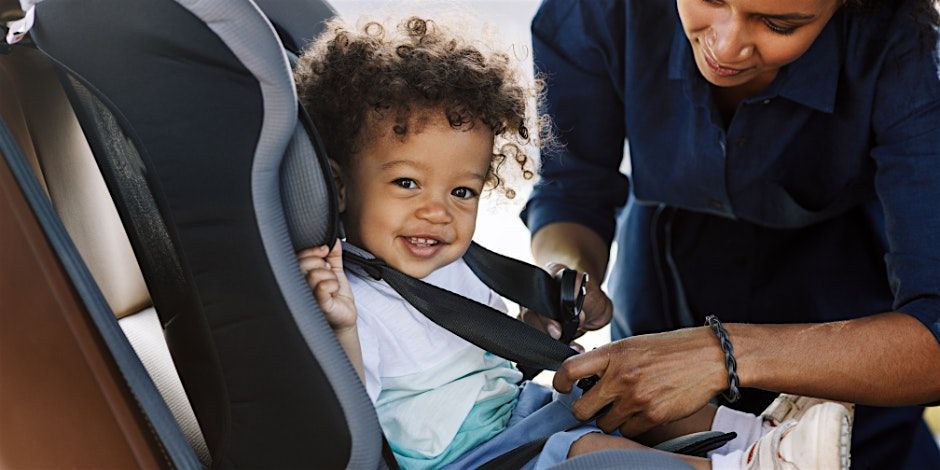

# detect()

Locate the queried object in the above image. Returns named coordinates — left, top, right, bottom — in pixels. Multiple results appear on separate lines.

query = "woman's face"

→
left=676, top=0, right=842, bottom=91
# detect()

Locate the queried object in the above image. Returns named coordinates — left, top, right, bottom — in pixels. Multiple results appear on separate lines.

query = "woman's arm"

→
left=731, top=311, right=940, bottom=406
left=531, top=222, right=610, bottom=283
left=553, top=312, right=940, bottom=436
left=527, top=222, right=614, bottom=333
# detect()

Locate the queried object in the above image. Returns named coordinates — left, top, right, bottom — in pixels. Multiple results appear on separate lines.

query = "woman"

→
left=521, top=0, right=940, bottom=467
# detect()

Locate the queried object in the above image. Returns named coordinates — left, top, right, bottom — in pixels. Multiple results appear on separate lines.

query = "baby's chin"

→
left=390, top=260, right=448, bottom=280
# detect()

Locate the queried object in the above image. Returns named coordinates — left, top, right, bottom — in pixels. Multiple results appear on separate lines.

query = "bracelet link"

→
left=705, top=314, right=741, bottom=403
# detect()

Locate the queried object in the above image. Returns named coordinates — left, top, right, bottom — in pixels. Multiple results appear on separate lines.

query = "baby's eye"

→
left=451, top=187, right=478, bottom=200
left=393, top=178, right=418, bottom=189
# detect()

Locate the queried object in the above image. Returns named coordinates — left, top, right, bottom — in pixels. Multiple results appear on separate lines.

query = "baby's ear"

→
left=328, top=158, right=347, bottom=212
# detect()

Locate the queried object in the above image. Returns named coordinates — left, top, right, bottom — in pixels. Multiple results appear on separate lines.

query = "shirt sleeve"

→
left=521, top=0, right=631, bottom=246
left=869, top=19, right=940, bottom=343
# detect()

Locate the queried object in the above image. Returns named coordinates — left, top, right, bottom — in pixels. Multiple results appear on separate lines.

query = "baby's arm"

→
left=298, top=241, right=364, bottom=381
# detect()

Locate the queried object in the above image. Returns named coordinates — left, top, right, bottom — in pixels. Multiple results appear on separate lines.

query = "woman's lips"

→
left=702, top=52, right=748, bottom=77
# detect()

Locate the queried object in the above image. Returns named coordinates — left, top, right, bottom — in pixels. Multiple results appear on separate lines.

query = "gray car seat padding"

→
left=549, top=449, right=695, bottom=469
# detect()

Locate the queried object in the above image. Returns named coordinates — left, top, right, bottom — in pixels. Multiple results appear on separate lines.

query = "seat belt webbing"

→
left=343, top=246, right=578, bottom=372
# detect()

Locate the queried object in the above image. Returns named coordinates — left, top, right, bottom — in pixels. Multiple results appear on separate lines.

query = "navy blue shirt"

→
left=523, top=0, right=940, bottom=467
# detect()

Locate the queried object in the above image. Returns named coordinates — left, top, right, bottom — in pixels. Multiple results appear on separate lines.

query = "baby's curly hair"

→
left=295, top=16, right=548, bottom=197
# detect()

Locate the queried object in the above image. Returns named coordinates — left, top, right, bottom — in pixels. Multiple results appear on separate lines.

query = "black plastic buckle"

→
left=557, top=269, right=587, bottom=346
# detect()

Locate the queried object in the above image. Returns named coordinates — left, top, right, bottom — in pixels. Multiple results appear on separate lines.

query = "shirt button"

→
left=735, top=137, right=747, bottom=148
left=708, top=198, right=724, bottom=210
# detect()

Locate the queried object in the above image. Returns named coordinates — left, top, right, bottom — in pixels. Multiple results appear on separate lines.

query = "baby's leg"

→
left=569, top=433, right=711, bottom=470
left=635, top=404, right=719, bottom=446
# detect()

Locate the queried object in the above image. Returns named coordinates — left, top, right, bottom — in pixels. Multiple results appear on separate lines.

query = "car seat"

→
left=7, top=0, right=728, bottom=467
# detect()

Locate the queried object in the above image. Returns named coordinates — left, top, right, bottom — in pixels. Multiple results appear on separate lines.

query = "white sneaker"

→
left=742, top=402, right=853, bottom=470
left=760, top=393, right=855, bottom=427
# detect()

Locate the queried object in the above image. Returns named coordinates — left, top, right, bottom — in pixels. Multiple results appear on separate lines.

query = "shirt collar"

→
left=668, top=10, right=843, bottom=114
left=775, top=11, right=843, bottom=113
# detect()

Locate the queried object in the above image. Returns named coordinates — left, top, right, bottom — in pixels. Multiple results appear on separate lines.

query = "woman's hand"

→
left=298, top=240, right=357, bottom=332
left=553, top=326, right=728, bottom=436
left=517, top=262, right=614, bottom=348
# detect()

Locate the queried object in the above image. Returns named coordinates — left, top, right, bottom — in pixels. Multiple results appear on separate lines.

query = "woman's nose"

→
left=414, top=198, right=452, bottom=224
left=706, top=17, right=754, bottom=63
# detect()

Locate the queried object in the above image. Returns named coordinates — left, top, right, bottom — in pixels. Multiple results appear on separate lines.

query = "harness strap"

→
left=342, top=244, right=578, bottom=372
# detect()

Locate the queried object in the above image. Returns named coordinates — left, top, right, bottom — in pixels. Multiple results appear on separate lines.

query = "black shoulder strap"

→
left=463, top=242, right=586, bottom=378
left=343, top=245, right=578, bottom=372
left=463, top=242, right=561, bottom=320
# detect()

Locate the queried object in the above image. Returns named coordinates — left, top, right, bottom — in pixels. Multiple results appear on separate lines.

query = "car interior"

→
left=0, top=0, right=743, bottom=468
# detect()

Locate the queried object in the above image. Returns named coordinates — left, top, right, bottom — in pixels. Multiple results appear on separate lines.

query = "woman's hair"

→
left=295, top=16, right=549, bottom=197
left=846, top=0, right=939, bottom=43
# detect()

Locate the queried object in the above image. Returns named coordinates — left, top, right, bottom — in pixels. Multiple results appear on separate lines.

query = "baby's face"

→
left=342, top=116, right=494, bottom=278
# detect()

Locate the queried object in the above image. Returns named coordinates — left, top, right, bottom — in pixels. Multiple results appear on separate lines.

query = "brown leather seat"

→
left=0, top=33, right=210, bottom=465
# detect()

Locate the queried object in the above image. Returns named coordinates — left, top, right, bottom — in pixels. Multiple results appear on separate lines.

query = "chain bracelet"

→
left=705, top=314, right=741, bottom=403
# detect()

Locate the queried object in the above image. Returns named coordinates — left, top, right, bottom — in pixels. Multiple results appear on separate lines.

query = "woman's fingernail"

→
left=548, top=324, right=561, bottom=339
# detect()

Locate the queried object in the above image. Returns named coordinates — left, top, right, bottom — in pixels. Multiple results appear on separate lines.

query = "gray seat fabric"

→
left=549, top=449, right=695, bottom=469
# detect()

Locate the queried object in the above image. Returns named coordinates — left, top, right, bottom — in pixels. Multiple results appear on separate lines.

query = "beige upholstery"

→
left=121, top=308, right=211, bottom=462
left=1, top=48, right=149, bottom=319
left=1, top=46, right=210, bottom=465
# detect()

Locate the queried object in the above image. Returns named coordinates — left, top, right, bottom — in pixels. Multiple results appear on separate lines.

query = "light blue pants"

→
left=445, top=381, right=603, bottom=470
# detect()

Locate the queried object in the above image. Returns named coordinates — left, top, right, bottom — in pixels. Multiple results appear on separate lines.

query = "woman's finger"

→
left=567, top=372, right=619, bottom=422
left=552, top=345, right=611, bottom=393
left=519, top=307, right=562, bottom=339
left=593, top=399, right=641, bottom=433
left=616, top=410, right=660, bottom=437
left=580, top=286, right=613, bottom=330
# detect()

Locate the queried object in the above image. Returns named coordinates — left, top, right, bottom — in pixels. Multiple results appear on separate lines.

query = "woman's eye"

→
left=451, top=187, right=477, bottom=200
left=393, top=178, right=418, bottom=189
left=764, top=19, right=797, bottom=35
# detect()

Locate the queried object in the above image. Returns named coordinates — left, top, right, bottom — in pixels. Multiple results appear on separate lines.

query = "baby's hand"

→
left=298, top=240, right=357, bottom=331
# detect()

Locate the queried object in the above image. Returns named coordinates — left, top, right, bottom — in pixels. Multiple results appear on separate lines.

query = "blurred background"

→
left=331, top=0, right=939, bottom=443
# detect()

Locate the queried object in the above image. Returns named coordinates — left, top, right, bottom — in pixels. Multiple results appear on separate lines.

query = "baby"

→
left=295, top=16, right=852, bottom=470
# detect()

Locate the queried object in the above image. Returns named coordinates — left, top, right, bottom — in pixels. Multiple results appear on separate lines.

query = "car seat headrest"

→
left=253, top=0, right=336, bottom=56
left=280, top=114, right=339, bottom=252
